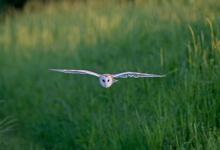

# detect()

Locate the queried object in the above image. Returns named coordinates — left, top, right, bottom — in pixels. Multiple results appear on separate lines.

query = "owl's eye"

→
left=102, top=79, right=105, bottom=82
left=107, top=79, right=110, bottom=82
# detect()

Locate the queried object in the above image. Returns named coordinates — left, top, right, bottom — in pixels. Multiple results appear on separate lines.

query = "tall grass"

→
left=0, top=0, right=220, bottom=149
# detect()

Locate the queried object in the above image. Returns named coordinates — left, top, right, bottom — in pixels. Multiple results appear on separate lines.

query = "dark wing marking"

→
left=112, top=72, right=165, bottom=78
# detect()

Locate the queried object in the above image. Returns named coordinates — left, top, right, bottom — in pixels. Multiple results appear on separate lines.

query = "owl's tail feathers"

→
left=113, top=79, right=118, bottom=83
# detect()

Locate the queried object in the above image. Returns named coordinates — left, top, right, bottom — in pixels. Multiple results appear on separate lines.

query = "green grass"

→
left=0, top=0, right=220, bottom=149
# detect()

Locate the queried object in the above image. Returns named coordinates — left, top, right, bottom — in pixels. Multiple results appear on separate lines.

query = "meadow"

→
left=0, top=0, right=220, bottom=149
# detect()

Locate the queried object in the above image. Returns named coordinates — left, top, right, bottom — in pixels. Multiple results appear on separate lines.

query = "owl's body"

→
left=99, top=74, right=119, bottom=88
left=49, top=69, right=165, bottom=88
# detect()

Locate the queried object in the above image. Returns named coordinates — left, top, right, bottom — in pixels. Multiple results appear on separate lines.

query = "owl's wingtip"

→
left=161, top=74, right=166, bottom=77
left=49, top=69, right=60, bottom=72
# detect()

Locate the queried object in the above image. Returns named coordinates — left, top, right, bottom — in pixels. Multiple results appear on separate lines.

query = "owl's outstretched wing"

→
left=49, top=69, right=100, bottom=77
left=112, top=72, right=165, bottom=78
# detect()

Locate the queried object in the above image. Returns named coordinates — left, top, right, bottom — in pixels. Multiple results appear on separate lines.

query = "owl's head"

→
left=99, top=74, right=116, bottom=88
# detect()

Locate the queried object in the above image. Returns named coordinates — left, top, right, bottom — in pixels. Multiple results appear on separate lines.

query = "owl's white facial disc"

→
left=99, top=75, right=113, bottom=88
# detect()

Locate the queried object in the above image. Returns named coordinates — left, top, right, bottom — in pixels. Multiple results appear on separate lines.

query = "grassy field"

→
left=0, top=0, right=220, bottom=149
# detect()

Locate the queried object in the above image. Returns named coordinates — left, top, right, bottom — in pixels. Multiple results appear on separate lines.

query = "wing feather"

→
left=49, top=69, right=100, bottom=77
left=112, top=72, right=165, bottom=78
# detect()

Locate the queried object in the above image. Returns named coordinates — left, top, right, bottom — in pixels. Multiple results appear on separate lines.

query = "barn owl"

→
left=49, top=69, right=165, bottom=88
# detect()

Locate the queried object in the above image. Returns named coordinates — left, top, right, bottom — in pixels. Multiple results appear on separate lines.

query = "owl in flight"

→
left=49, top=69, right=165, bottom=88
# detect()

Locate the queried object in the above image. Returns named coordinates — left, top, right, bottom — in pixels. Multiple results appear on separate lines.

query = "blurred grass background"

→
left=0, top=0, right=220, bottom=149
